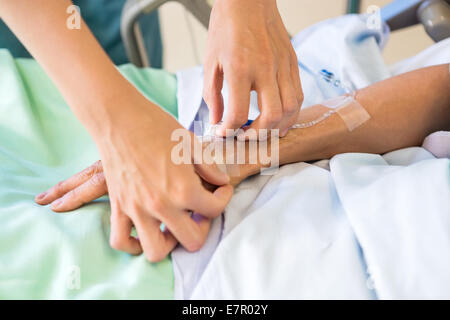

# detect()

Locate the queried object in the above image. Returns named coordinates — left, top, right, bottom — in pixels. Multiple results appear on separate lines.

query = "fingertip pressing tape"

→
left=203, top=94, right=370, bottom=137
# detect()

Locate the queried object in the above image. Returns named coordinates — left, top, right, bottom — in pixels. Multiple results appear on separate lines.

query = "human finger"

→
left=187, top=184, right=233, bottom=218
left=35, top=160, right=103, bottom=205
left=109, top=202, right=143, bottom=255
left=162, top=209, right=211, bottom=252
left=244, top=77, right=283, bottom=140
left=203, top=63, right=225, bottom=124
left=276, top=63, right=301, bottom=136
left=50, top=172, right=108, bottom=212
left=214, top=72, right=251, bottom=137
left=132, top=206, right=178, bottom=263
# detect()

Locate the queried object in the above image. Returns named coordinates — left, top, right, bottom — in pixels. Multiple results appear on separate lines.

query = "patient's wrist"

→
left=280, top=105, right=349, bottom=163
left=201, top=105, right=348, bottom=186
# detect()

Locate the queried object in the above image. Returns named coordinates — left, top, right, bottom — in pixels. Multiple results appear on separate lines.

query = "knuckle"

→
left=80, top=166, right=95, bottom=180
left=54, top=181, right=65, bottom=192
left=264, top=109, right=283, bottom=124
left=66, top=189, right=78, bottom=201
left=259, top=56, right=276, bottom=73
left=89, top=173, right=105, bottom=187
left=234, top=64, right=250, bottom=77
left=283, top=100, right=299, bottom=115
left=185, top=237, right=205, bottom=253
left=109, top=235, right=124, bottom=251
left=257, top=47, right=273, bottom=63
left=228, top=112, right=247, bottom=126
left=278, top=57, right=291, bottom=72
left=227, top=58, right=250, bottom=77
left=174, top=185, right=191, bottom=206
left=148, top=194, right=167, bottom=215
left=144, top=249, right=167, bottom=263
left=297, top=91, right=304, bottom=104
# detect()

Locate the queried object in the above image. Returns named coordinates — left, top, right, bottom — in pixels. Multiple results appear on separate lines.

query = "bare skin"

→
left=204, top=0, right=303, bottom=138
left=0, top=0, right=300, bottom=261
left=36, top=65, right=450, bottom=253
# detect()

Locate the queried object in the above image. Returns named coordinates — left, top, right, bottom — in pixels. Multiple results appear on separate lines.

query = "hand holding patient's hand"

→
left=204, top=0, right=303, bottom=137
left=37, top=98, right=233, bottom=262
left=35, top=140, right=256, bottom=213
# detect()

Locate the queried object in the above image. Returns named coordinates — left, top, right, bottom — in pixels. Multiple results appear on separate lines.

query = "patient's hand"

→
left=34, top=141, right=257, bottom=212
left=35, top=160, right=108, bottom=212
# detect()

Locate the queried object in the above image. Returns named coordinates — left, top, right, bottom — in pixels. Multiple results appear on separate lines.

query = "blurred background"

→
left=158, top=0, right=434, bottom=72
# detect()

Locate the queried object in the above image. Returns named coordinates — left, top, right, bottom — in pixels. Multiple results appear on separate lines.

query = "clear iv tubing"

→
left=289, top=109, right=336, bottom=129
left=289, top=61, right=355, bottom=129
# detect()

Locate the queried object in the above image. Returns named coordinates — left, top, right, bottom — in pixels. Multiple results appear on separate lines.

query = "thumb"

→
left=191, top=184, right=234, bottom=218
left=195, top=161, right=230, bottom=186
left=203, top=65, right=224, bottom=124
left=190, top=132, right=230, bottom=186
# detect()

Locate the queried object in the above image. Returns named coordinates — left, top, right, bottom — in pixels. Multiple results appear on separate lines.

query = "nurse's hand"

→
left=34, top=159, right=215, bottom=257
left=99, top=104, right=232, bottom=261
left=37, top=98, right=233, bottom=262
left=1, top=0, right=232, bottom=263
left=203, top=0, right=303, bottom=138
left=34, top=142, right=252, bottom=215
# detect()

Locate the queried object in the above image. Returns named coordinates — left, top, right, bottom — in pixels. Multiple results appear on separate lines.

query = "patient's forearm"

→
left=297, top=65, right=449, bottom=157
left=241, top=64, right=450, bottom=179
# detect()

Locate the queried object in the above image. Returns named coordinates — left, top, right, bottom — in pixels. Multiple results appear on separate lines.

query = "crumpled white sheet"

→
left=191, top=148, right=450, bottom=299
left=422, top=131, right=450, bottom=159
left=191, top=162, right=374, bottom=299
left=330, top=149, right=450, bottom=299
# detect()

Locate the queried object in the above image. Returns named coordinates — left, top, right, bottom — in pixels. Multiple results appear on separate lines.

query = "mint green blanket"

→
left=0, top=49, right=177, bottom=299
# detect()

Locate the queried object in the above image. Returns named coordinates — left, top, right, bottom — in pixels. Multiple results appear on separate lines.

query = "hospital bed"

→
left=0, top=1, right=449, bottom=300
left=121, top=0, right=450, bottom=68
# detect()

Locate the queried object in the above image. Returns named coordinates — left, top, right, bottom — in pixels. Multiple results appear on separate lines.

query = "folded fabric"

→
left=0, top=49, right=177, bottom=299
left=191, top=163, right=373, bottom=299
left=191, top=148, right=450, bottom=299
left=422, top=131, right=450, bottom=159
left=390, top=37, right=450, bottom=75
left=331, top=149, right=450, bottom=299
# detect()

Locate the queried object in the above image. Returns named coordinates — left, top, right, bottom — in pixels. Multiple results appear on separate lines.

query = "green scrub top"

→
left=0, top=0, right=163, bottom=67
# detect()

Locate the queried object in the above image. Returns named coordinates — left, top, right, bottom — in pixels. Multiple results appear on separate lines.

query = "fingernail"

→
left=51, top=198, right=63, bottom=209
left=35, top=192, right=47, bottom=201
left=281, top=128, right=289, bottom=137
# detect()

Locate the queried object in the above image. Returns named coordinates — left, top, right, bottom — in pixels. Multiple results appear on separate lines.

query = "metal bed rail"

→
left=121, top=0, right=450, bottom=68
left=121, top=0, right=212, bottom=67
